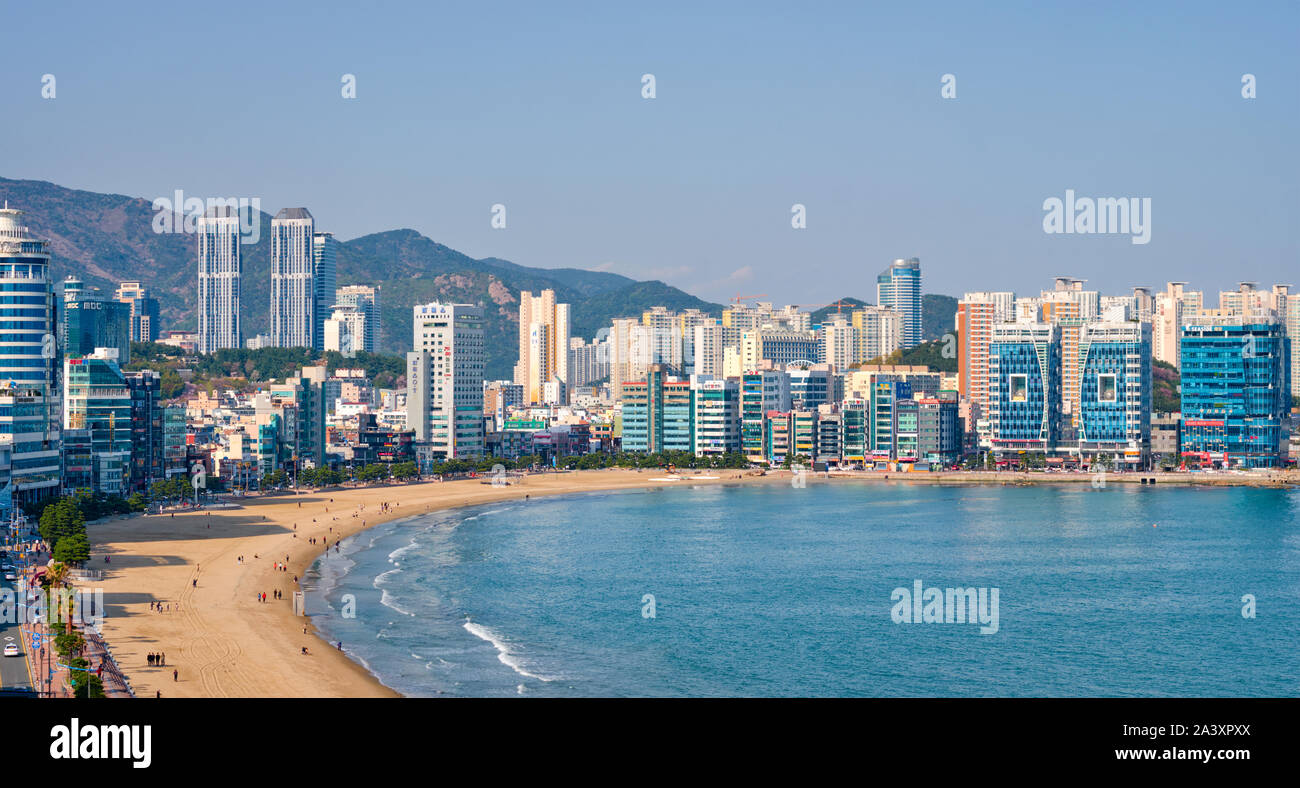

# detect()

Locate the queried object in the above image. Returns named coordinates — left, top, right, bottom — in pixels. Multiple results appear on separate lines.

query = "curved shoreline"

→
left=82, top=469, right=765, bottom=698
left=80, top=467, right=1297, bottom=698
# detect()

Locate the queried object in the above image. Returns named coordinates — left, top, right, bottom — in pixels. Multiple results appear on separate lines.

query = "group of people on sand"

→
left=149, top=601, right=178, bottom=613
left=148, top=652, right=178, bottom=682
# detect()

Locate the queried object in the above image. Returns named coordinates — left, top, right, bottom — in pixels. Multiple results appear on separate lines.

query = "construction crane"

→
left=729, top=293, right=768, bottom=306
left=788, top=300, right=860, bottom=317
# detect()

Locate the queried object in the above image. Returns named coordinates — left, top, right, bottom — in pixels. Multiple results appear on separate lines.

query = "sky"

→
left=3, top=0, right=1297, bottom=305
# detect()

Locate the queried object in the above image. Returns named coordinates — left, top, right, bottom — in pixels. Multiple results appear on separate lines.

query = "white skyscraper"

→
left=335, top=284, right=380, bottom=353
left=270, top=208, right=315, bottom=348
left=197, top=206, right=242, bottom=354
left=407, top=302, right=485, bottom=459
left=323, top=306, right=367, bottom=357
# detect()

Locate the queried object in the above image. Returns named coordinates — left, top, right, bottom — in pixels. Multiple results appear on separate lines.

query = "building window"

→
left=1009, top=374, right=1028, bottom=403
left=1097, top=373, right=1118, bottom=404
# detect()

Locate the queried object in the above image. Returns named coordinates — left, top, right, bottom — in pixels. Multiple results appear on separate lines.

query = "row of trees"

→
left=150, top=475, right=229, bottom=502
left=36, top=498, right=92, bottom=564
left=31, top=492, right=158, bottom=564
left=958, top=451, right=1120, bottom=471
left=126, top=343, right=408, bottom=390
left=556, top=451, right=752, bottom=471
left=39, top=558, right=106, bottom=697
left=276, top=451, right=753, bottom=489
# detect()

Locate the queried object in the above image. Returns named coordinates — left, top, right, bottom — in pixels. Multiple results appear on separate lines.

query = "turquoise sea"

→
left=303, top=482, right=1300, bottom=697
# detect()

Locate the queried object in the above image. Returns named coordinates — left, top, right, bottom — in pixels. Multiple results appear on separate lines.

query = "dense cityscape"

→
left=0, top=199, right=1294, bottom=533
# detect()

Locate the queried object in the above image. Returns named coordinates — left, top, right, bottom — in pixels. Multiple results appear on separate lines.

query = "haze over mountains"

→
left=0, top=176, right=956, bottom=379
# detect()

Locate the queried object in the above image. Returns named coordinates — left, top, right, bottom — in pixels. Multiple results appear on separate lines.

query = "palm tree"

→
left=46, top=561, right=69, bottom=588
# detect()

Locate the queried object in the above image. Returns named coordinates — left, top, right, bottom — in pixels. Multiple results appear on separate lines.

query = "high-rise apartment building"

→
left=270, top=208, right=315, bottom=349
left=1217, top=282, right=1269, bottom=318
left=1131, top=286, right=1155, bottom=324
left=407, top=303, right=485, bottom=459
left=334, top=284, right=379, bottom=353
left=567, top=336, right=609, bottom=387
left=1041, top=277, right=1099, bottom=322
left=1153, top=282, right=1203, bottom=368
left=115, top=281, right=161, bottom=343
left=850, top=306, right=903, bottom=364
left=1287, top=297, right=1300, bottom=400
left=515, top=289, right=570, bottom=404
left=956, top=294, right=1008, bottom=412
left=876, top=258, right=922, bottom=348
left=323, top=306, right=367, bottom=357
left=818, top=317, right=856, bottom=371
left=197, top=205, right=242, bottom=353
left=0, top=205, right=61, bottom=505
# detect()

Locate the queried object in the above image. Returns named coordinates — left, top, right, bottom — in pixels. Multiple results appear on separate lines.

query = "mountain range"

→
left=0, top=176, right=957, bottom=380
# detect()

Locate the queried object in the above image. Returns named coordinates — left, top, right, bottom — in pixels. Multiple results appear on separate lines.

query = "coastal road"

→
left=0, top=566, right=35, bottom=695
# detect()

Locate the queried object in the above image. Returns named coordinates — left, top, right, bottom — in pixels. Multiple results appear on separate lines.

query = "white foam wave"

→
left=388, top=540, right=420, bottom=562
left=373, top=568, right=401, bottom=588
left=379, top=589, right=417, bottom=616
left=463, top=621, right=555, bottom=682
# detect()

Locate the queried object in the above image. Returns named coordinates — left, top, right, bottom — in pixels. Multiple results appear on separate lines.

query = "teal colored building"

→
left=1179, top=317, right=1290, bottom=468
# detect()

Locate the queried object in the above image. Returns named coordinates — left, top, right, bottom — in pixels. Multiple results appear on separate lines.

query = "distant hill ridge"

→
left=0, top=176, right=957, bottom=379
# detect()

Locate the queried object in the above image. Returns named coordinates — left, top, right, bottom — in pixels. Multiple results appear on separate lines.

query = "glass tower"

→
left=876, top=257, right=923, bottom=349
left=0, top=205, right=61, bottom=507
left=1179, top=316, right=1290, bottom=468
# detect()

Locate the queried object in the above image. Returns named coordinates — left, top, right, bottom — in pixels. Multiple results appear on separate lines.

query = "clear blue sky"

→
left=4, top=1, right=1296, bottom=304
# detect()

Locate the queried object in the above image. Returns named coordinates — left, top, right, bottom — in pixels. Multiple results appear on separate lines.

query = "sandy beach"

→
left=77, top=466, right=1297, bottom=698
left=79, top=469, right=758, bottom=698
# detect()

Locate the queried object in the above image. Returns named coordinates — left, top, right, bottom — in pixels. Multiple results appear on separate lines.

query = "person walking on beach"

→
left=161, top=652, right=165, bottom=666
left=173, top=669, right=178, bottom=682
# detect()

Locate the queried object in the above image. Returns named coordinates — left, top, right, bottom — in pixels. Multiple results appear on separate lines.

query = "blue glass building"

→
left=0, top=206, right=61, bottom=507
left=987, top=323, right=1062, bottom=454
left=61, top=277, right=132, bottom=364
left=869, top=379, right=912, bottom=459
left=876, top=257, right=923, bottom=349
left=1077, top=322, right=1152, bottom=468
left=1179, top=316, right=1290, bottom=468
